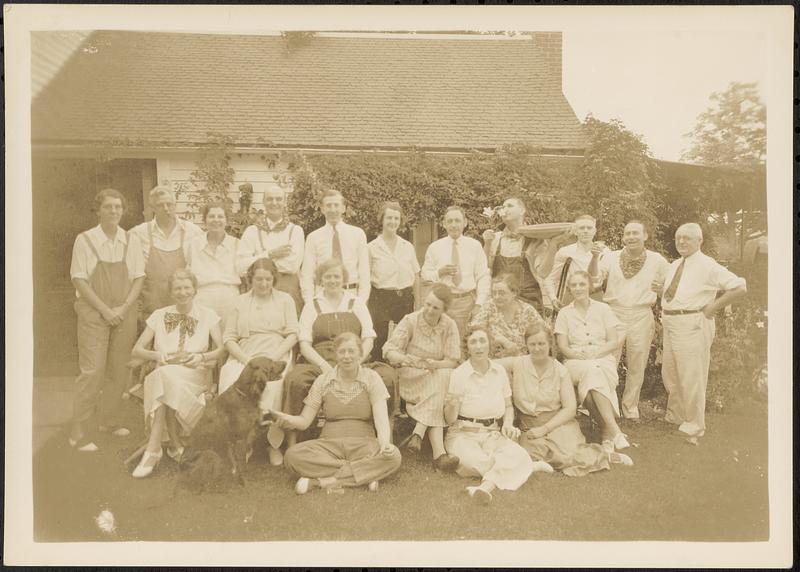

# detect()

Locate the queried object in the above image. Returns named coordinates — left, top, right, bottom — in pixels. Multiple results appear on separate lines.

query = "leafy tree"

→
left=681, top=81, right=766, bottom=168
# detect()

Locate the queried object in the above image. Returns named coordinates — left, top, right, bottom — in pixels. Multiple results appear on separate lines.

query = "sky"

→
left=562, top=30, right=767, bottom=162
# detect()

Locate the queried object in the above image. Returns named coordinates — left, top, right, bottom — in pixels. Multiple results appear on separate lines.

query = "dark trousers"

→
left=368, top=286, right=414, bottom=362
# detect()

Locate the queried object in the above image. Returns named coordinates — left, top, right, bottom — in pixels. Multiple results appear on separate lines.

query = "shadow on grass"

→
left=33, top=397, right=769, bottom=542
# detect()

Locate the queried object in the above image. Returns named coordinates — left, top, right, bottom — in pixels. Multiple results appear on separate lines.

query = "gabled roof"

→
left=32, top=31, right=586, bottom=153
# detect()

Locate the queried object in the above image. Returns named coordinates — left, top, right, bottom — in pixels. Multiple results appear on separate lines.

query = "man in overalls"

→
left=237, top=186, right=305, bottom=313
left=482, top=197, right=571, bottom=316
left=130, top=186, right=203, bottom=316
left=68, top=189, right=145, bottom=450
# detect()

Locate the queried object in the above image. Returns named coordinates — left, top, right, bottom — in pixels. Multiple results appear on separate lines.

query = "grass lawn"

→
left=33, top=395, right=768, bottom=542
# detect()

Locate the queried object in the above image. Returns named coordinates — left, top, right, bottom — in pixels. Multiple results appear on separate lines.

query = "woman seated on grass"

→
left=130, top=269, right=225, bottom=478
left=497, top=322, right=633, bottom=477
left=554, top=270, right=630, bottom=452
left=273, top=332, right=401, bottom=494
left=443, top=328, right=547, bottom=506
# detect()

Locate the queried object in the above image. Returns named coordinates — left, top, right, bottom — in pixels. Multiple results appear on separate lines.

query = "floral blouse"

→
left=468, top=299, right=544, bottom=358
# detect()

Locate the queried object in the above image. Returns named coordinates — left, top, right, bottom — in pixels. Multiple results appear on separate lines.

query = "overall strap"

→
left=258, top=227, right=266, bottom=251
left=556, top=257, right=573, bottom=301
left=347, top=297, right=356, bottom=311
left=313, top=299, right=323, bottom=314
left=288, top=223, right=295, bottom=241
left=521, top=237, right=533, bottom=261
left=82, top=232, right=102, bottom=261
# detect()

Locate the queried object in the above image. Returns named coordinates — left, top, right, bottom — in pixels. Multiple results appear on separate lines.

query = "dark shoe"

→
left=405, top=434, right=423, bottom=454
left=433, top=453, right=459, bottom=472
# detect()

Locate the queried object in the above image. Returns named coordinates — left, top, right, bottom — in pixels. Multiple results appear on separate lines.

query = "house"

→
left=31, top=30, right=587, bottom=373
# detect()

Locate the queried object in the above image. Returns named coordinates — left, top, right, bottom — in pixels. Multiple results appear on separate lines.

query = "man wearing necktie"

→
left=656, top=223, right=747, bottom=440
left=421, top=206, right=490, bottom=340
left=300, top=189, right=370, bottom=304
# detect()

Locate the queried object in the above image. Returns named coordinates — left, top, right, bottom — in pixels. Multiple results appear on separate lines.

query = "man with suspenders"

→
left=238, top=187, right=305, bottom=312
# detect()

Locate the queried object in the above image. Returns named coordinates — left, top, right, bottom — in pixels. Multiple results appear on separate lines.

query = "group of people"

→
left=68, top=183, right=747, bottom=504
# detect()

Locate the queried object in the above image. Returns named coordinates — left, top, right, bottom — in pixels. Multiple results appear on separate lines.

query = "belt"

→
left=663, top=309, right=701, bottom=316
left=457, top=415, right=500, bottom=427
left=372, top=286, right=413, bottom=296
left=451, top=290, right=476, bottom=299
left=342, top=283, right=358, bottom=290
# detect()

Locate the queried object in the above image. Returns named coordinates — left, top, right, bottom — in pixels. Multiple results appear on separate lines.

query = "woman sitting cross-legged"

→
left=383, top=283, right=461, bottom=472
left=443, top=328, right=545, bottom=506
left=218, top=258, right=298, bottom=466
left=282, top=258, right=396, bottom=449
left=497, top=321, right=633, bottom=477
left=130, top=268, right=225, bottom=478
left=273, top=332, right=402, bottom=494
left=554, top=270, right=630, bottom=452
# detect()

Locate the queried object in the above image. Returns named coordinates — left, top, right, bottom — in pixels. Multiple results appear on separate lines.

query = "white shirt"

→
left=129, top=218, right=204, bottom=262
left=70, top=225, right=145, bottom=298
left=661, top=250, right=746, bottom=312
left=300, top=221, right=370, bottom=303
left=596, top=249, right=670, bottom=308
left=420, top=235, right=490, bottom=305
left=448, top=359, right=511, bottom=421
left=543, top=242, right=608, bottom=302
left=237, top=220, right=305, bottom=275
left=297, top=292, right=376, bottom=344
left=368, top=235, right=420, bottom=290
left=186, top=233, right=241, bottom=288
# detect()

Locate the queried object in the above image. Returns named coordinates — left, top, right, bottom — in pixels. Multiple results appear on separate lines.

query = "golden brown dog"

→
left=178, top=357, right=286, bottom=493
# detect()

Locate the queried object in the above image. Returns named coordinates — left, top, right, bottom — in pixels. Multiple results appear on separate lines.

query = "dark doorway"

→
left=32, top=156, right=155, bottom=376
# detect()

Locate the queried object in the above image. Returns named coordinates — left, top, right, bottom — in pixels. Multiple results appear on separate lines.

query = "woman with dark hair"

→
left=219, top=258, right=298, bottom=464
left=130, top=268, right=225, bottom=477
left=68, top=188, right=145, bottom=451
left=497, top=322, right=633, bottom=477
left=383, top=283, right=461, bottom=471
left=468, top=272, right=545, bottom=358
left=367, top=201, right=420, bottom=361
left=283, top=258, right=396, bottom=449
left=274, top=332, right=402, bottom=494
left=186, top=202, right=240, bottom=326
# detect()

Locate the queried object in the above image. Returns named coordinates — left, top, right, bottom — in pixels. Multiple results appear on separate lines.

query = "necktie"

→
left=663, top=258, right=685, bottom=302
left=451, top=239, right=462, bottom=286
left=331, top=225, right=343, bottom=262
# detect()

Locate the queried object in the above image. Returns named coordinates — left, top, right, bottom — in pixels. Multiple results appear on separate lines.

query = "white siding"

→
left=155, top=151, right=292, bottom=222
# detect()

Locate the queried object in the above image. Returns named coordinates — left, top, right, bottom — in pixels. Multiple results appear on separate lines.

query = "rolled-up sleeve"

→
left=353, top=298, right=376, bottom=339
left=710, top=261, right=746, bottom=291
left=126, top=233, right=146, bottom=279
left=383, top=313, right=412, bottom=357
left=281, top=294, right=299, bottom=336
left=222, top=307, right=240, bottom=345
left=297, top=303, right=317, bottom=344
left=70, top=235, right=90, bottom=281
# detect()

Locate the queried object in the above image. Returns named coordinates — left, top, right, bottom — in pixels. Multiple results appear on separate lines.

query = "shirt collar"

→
left=416, top=310, right=447, bottom=335
left=266, top=217, right=287, bottom=230
left=152, top=217, right=183, bottom=238
left=201, top=233, right=232, bottom=252
left=464, top=358, right=501, bottom=379
left=93, top=225, right=128, bottom=246
left=322, top=366, right=369, bottom=390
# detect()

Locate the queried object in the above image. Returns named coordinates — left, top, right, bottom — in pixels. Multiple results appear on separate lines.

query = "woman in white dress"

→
left=554, top=270, right=629, bottom=451
left=130, top=269, right=224, bottom=478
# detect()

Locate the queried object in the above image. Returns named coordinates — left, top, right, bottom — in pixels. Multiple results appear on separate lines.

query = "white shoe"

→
left=532, top=460, right=555, bottom=473
left=132, top=449, right=163, bottom=478
left=268, top=447, right=284, bottom=467
left=294, top=477, right=311, bottom=495
left=466, top=486, right=493, bottom=505
left=609, top=452, right=634, bottom=466
left=166, top=445, right=184, bottom=462
left=68, top=437, right=99, bottom=452
left=367, top=480, right=379, bottom=493
left=613, top=433, right=631, bottom=450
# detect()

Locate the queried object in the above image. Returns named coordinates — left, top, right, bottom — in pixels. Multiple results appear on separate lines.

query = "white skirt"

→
left=143, top=364, right=212, bottom=434
left=564, top=355, right=620, bottom=417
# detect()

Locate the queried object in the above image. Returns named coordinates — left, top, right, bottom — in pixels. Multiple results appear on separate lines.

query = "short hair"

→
left=319, top=188, right=346, bottom=206
left=168, top=268, right=198, bottom=294
left=262, top=188, right=286, bottom=203
left=465, top=326, right=493, bottom=352
left=524, top=321, right=556, bottom=354
left=505, top=197, right=527, bottom=213
left=492, top=272, right=521, bottom=295
left=148, top=185, right=176, bottom=205
left=247, top=258, right=280, bottom=284
left=442, top=205, right=466, bottom=220
left=677, top=222, right=703, bottom=239
left=333, top=332, right=363, bottom=355
left=201, top=201, right=229, bottom=223
left=94, top=188, right=126, bottom=213
left=574, top=214, right=596, bottom=224
left=567, top=269, right=592, bottom=288
left=625, top=219, right=648, bottom=234
left=377, top=201, right=403, bottom=226
left=429, top=283, right=454, bottom=311
left=315, top=258, right=349, bottom=286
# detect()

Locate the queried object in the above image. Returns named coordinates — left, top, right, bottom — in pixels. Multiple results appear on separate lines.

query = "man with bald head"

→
left=657, top=223, right=747, bottom=439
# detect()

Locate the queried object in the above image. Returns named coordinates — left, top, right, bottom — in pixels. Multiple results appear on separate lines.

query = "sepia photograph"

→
left=4, top=4, right=793, bottom=568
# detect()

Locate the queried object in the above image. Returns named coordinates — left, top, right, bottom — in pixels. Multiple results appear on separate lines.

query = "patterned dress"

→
left=469, top=299, right=545, bottom=358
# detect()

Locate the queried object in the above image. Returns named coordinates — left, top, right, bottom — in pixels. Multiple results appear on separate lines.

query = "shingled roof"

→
left=32, top=31, right=586, bottom=153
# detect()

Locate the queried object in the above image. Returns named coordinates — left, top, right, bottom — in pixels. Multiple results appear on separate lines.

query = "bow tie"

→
left=164, top=312, right=198, bottom=341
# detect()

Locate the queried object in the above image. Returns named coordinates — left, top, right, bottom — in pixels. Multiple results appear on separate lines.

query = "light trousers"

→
left=661, top=313, right=715, bottom=437
left=446, top=292, right=476, bottom=342
left=611, top=305, right=655, bottom=419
